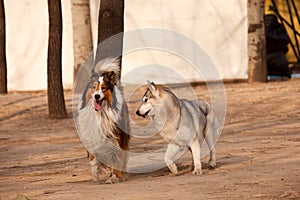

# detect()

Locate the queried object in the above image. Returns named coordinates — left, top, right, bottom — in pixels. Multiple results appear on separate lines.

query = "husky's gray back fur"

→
left=155, top=89, right=208, bottom=146
left=157, top=86, right=219, bottom=146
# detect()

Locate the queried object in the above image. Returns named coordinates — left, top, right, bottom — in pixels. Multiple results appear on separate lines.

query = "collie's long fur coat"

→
left=76, top=58, right=130, bottom=183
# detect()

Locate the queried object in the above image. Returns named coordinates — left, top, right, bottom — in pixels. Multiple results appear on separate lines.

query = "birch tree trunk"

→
left=71, top=0, right=93, bottom=80
left=248, top=0, right=267, bottom=82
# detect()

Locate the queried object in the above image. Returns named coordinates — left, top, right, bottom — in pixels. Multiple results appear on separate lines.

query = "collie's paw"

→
left=105, top=174, right=119, bottom=184
left=192, top=168, right=203, bottom=175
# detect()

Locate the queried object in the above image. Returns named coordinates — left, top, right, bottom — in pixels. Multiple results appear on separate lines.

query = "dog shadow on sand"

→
left=68, top=154, right=251, bottom=185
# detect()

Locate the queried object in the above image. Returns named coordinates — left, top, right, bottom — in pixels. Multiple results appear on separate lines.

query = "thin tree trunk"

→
left=47, top=0, right=68, bottom=119
left=95, top=0, right=124, bottom=70
left=0, top=0, right=7, bottom=94
left=71, top=0, right=93, bottom=81
left=248, top=0, right=267, bottom=82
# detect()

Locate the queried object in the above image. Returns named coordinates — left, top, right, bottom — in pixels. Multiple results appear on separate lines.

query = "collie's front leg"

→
left=88, top=154, right=99, bottom=181
left=105, top=150, right=128, bottom=184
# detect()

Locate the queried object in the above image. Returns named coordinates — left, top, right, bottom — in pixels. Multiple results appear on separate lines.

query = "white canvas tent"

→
left=5, top=0, right=248, bottom=91
left=4, top=0, right=74, bottom=91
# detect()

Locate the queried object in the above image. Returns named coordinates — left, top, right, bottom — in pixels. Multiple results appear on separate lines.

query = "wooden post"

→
left=71, top=0, right=93, bottom=81
left=248, top=0, right=267, bottom=82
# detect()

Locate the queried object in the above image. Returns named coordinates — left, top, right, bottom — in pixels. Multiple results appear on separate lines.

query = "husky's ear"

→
left=147, top=80, right=158, bottom=95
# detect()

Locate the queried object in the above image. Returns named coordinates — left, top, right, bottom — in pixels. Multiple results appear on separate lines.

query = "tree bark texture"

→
left=47, top=0, right=68, bottom=119
left=71, top=0, right=93, bottom=81
left=248, top=0, right=267, bottom=82
left=0, top=0, right=7, bottom=94
left=95, top=0, right=124, bottom=67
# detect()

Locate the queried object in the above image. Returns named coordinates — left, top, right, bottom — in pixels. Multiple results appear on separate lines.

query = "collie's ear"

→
left=147, top=80, right=156, bottom=93
left=103, top=71, right=115, bottom=83
left=90, top=69, right=99, bottom=80
left=107, top=71, right=115, bottom=81
left=96, top=57, right=121, bottom=85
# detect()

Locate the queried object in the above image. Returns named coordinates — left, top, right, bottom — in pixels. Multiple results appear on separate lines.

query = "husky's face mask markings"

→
left=136, top=81, right=158, bottom=118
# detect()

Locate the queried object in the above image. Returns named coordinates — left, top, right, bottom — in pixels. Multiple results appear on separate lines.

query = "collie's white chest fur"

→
left=76, top=99, right=118, bottom=154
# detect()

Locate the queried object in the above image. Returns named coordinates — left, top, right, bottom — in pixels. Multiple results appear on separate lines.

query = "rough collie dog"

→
left=76, top=58, right=130, bottom=184
left=136, top=81, right=220, bottom=175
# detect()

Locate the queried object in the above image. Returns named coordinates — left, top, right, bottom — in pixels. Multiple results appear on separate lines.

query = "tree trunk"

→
left=47, top=0, right=68, bottom=119
left=71, top=0, right=93, bottom=81
left=95, top=0, right=124, bottom=69
left=248, top=0, right=267, bottom=82
left=0, top=0, right=7, bottom=94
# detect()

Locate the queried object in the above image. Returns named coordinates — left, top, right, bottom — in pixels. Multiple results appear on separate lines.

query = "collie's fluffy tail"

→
left=93, top=57, right=121, bottom=85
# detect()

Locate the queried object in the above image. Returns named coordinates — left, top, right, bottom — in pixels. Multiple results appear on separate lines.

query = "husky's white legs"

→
left=190, top=139, right=203, bottom=175
left=205, top=133, right=217, bottom=168
left=164, top=143, right=183, bottom=174
left=204, top=109, right=218, bottom=168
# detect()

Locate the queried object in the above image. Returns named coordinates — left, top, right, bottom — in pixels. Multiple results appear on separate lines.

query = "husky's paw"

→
left=168, top=163, right=178, bottom=175
left=192, top=168, right=203, bottom=175
left=208, top=159, right=217, bottom=169
left=105, top=174, right=119, bottom=184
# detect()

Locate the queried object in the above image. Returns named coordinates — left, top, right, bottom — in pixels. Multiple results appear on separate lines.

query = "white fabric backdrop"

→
left=5, top=0, right=74, bottom=91
left=5, top=0, right=248, bottom=90
left=120, top=0, right=248, bottom=84
left=90, top=0, right=248, bottom=84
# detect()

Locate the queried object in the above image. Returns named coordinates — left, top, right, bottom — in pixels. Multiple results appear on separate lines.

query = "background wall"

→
left=5, top=0, right=248, bottom=90
left=124, top=0, right=248, bottom=84
left=5, top=0, right=74, bottom=91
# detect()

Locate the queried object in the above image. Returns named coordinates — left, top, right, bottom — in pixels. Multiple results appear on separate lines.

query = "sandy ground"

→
left=0, top=79, right=300, bottom=200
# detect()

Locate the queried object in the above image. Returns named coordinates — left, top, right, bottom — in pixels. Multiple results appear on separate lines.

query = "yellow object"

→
left=265, top=0, right=300, bottom=62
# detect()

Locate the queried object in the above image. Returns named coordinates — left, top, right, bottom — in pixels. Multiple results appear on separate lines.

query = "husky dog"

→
left=76, top=58, right=130, bottom=184
left=136, top=81, right=220, bottom=175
